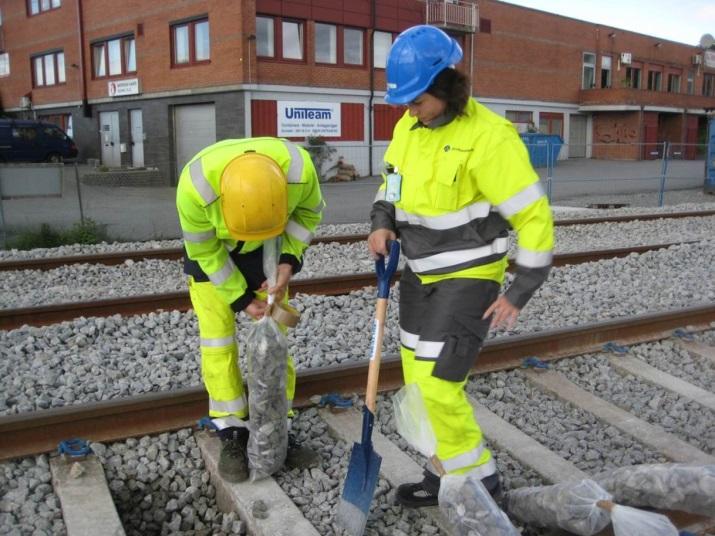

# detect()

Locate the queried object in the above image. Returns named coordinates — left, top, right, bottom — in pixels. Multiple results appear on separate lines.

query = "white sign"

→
left=705, top=50, right=715, bottom=69
left=277, top=101, right=341, bottom=137
left=108, top=78, right=140, bottom=97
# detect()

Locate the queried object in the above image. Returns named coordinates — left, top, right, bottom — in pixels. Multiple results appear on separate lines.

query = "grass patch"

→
left=6, top=219, right=109, bottom=250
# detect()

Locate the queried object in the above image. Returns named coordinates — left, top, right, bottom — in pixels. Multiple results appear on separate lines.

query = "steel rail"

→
left=1, top=302, right=713, bottom=461
left=1, top=210, right=713, bottom=272
left=0, top=241, right=695, bottom=330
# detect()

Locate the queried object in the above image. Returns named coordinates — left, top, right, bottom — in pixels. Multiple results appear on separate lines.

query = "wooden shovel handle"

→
left=365, top=297, right=388, bottom=412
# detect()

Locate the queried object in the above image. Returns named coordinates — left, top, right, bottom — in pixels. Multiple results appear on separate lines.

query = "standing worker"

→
left=368, top=25, right=554, bottom=507
left=177, top=137, right=325, bottom=482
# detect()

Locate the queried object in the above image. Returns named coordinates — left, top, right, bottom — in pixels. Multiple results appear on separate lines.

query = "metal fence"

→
left=0, top=140, right=712, bottom=246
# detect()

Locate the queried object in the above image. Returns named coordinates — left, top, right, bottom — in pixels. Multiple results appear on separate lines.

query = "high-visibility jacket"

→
left=176, top=137, right=324, bottom=311
left=371, top=98, right=553, bottom=308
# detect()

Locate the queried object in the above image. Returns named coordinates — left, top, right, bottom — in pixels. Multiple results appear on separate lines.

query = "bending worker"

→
left=176, top=137, right=324, bottom=482
left=368, top=25, right=554, bottom=506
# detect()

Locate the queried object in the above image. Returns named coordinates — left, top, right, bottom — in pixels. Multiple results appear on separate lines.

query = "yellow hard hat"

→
left=220, top=152, right=288, bottom=241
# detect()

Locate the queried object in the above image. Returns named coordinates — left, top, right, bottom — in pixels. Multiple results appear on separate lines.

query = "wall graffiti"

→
left=596, top=122, right=638, bottom=143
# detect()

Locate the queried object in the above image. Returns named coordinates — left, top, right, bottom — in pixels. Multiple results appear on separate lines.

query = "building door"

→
left=99, top=111, right=121, bottom=167
left=569, top=114, right=587, bottom=158
left=539, top=112, right=564, bottom=137
left=174, top=103, right=216, bottom=180
left=130, top=109, right=144, bottom=168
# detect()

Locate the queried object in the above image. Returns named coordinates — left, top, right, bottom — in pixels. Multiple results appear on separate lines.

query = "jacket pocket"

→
left=432, top=156, right=462, bottom=211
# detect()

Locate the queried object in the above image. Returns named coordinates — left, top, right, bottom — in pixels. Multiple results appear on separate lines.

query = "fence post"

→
left=658, top=141, right=669, bottom=207
left=546, top=140, right=553, bottom=202
left=74, top=163, right=85, bottom=223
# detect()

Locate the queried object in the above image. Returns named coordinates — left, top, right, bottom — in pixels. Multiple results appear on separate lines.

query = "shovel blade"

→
left=336, top=441, right=382, bottom=535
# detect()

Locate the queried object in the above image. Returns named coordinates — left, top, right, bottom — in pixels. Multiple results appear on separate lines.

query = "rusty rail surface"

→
left=1, top=302, right=713, bottom=461
left=1, top=210, right=713, bottom=272
left=0, top=241, right=696, bottom=330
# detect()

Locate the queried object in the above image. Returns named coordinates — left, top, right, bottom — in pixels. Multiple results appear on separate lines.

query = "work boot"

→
left=217, top=427, right=249, bottom=483
left=395, top=469, right=502, bottom=508
left=285, top=433, right=320, bottom=470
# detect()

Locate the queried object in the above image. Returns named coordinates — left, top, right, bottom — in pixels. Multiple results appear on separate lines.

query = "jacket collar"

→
left=410, top=110, right=457, bottom=131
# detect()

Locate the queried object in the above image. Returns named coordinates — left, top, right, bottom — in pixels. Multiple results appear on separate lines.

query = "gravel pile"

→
left=553, top=352, right=714, bottom=454
left=3, top=216, right=715, bottom=310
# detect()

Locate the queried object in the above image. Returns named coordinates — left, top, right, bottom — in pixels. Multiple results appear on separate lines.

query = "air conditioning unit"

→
left=620, top=52, right=632, bottom=65
left=20, top=96, right=31, bottom=109
left=692, top=55, right=703, bottom=65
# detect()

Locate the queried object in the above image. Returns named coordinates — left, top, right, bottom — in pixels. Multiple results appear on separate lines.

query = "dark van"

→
left=0, top=119, right=78, bottom=163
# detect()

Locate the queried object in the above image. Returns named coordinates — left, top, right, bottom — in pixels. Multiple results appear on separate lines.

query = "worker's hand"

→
left=244, top=298, right=268, bottom=320
left=367, top=229, right=396, bottom=260
left=482, top=295, right=521, bottom=330
left=267, top=263, right=293, bottom=303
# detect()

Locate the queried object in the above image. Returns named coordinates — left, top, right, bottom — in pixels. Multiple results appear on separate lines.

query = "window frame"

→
left=647, top=69, right=662, bottom=91
left=31, top=50, right=65, bottom=88
left=686, top=71, right=695, bottom=95
left=314, top=22, right=365, bottom=68
left=666, top=73, right=680, bottom=94
left=582, top=52, right=596, bottom=89
left=625, top=66, right=641, bottom=89
left=600, top=55, right=612, bottom=88
left=373, top=30, right=395, bottom=70
left=256, top=15, right=306, bottom=63
left=0, top=52, right=9, bottom=77
left=170, top=17, right=210, bottom=68
left=27, top=0, right=61, bottom=16
left=704, top=74, right=715, bottom=97
left=91, top=34, right=136, bottom=79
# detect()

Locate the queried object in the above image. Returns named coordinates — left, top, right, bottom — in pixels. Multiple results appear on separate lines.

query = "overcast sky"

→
left=499, top=0, right=715, bottom=47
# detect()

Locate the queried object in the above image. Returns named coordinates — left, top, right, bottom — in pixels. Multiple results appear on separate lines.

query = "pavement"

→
left=0, top=159, right=712, bottom=243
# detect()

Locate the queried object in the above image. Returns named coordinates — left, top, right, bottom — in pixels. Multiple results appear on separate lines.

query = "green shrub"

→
left=63, top=219, right=108, bottom=245
left=6, top=219, right=108, bottom=250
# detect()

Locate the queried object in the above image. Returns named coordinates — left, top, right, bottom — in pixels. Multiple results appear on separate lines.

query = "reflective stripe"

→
left=401, top=329, right=443, bottom=359
left=311, top=198, right=326, bottom=214
left=496, top=182, right=545, bottom=218
left=285, top=219, right=313, bottom=244
left=374, top=189, right=386, bottom=202
left=211, top=415, right=248, bottom=430
left=223, top=241, right=234, bottom=251
left=516, top=247, right=553, bottom=268
left=208, top=257, right=237, bottom=286
left=441, top=444, right=486, bottom=472
left=200, top=335, right=235, bottom=347
left=283, top=141, right=304, bottom=183
left=395, top=201, right=491, bottom=230
left=210, top=396, right=248, bottom=415
left=189, top=159, right=218, bottom=205
left=400, top=329, right=419, bottom=350
left=183, top=229, right=215, bottom=243
left=461, top=458, right=498, bottom=479
left=407, top=237, right=509, bottom=274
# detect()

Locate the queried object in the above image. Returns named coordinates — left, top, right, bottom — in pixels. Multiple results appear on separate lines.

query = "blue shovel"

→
left=336, top=240, right=400, bottom=535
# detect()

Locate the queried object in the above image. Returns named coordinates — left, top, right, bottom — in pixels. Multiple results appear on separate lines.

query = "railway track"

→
left=3, top=305, right=714, bottom=535
left=0, top=241, right=696, bottom=330
left=1, top=209, right=713, bottom=272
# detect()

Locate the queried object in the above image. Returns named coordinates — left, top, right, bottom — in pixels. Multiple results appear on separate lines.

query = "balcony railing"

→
left=579, top=87, right=715, bottom=110
left=426, top=0, right=478, bottom=33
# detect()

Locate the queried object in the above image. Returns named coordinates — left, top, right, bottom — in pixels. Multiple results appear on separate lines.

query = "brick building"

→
left=0, top=0, right=713, bottom=184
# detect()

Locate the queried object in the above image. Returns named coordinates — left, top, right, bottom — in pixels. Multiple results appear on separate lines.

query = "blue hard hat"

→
left=385, top=25, right=463, bottom=105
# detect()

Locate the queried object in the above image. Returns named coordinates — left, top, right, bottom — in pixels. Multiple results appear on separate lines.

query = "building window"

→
left=32, top=50, right=65, bottom=87
left=92, top=35, right=135, bottom=78
left=687, top=71, right=694, bottom=95
left=647, top=70, right=662, bottom=91
left=667, top=73, right=680, bottom=93
left=172, top=18, right=210, bottom=66
left=505, top=110, right=534, bottom=133
left=28, top=0, right=60, bottom=15
left=256, top=16, right=304, bottom=61
left=0, top=53, right=9, bottom=76
left=625, top=67, right=641, bottom=89
left=373, top=31, right=394, bottom=69
left=539, top=112, right=563, bottom=136
left=582, top=52, right=596, bottom=89
left=704, top=74, right=715, bottom=97
left=600, top=56, right=612, bottom=88
left=315, top=23, right=364, bottom=66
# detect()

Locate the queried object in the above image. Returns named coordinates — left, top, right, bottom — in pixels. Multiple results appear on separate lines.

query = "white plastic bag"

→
left=610, top=504, right=678, bottom=536
left=392, top=382, right=437, bottom=459
left=505, top=479, right=612, bottom=536
left=245, top=237, right=288, bottom=481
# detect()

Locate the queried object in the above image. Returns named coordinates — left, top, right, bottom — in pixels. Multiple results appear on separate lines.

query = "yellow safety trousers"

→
left=401, top=346, right=493, bottom=475
left=188, top=277, right=297, bottom=419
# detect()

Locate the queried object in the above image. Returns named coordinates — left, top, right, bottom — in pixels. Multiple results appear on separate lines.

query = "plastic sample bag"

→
left=593, top=463, right=715, bottom=517
left=600, top=502, right=678, bottom=536
left=505, top=479, right=612, bottom=536
left=393, top=383, right=519, bottom=536
left=245, top=238, right=288, bottom=481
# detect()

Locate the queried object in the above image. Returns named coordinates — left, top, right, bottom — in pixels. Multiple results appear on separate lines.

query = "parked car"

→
left=0, top=118, right=78, bottom=163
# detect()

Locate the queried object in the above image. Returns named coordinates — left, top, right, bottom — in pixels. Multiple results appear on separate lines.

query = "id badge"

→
left=385, top=171, right=402, bottom=203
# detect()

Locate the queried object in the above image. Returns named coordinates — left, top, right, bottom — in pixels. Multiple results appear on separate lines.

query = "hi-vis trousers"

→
left=187, top=277, right=297, bottom=425
left=399, top=267, right=499, bottom=479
